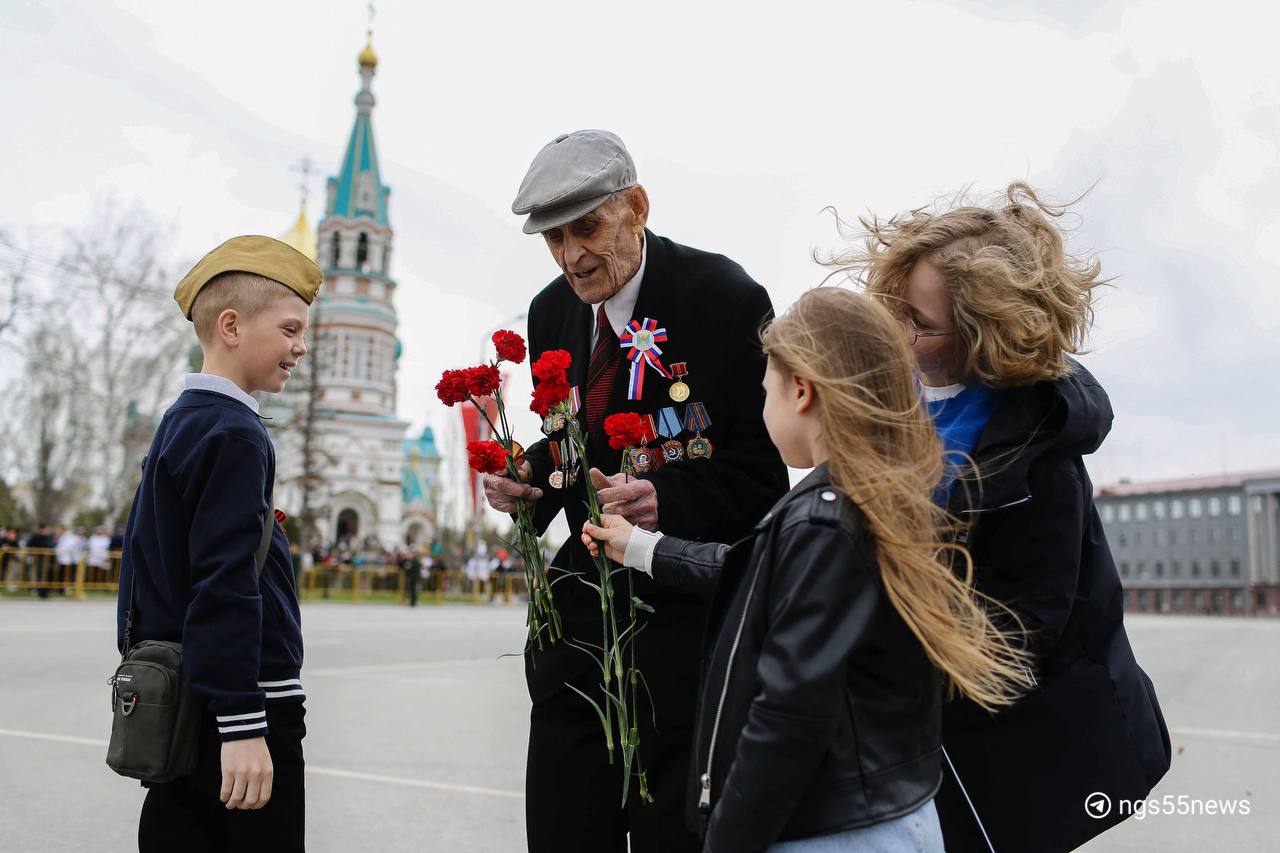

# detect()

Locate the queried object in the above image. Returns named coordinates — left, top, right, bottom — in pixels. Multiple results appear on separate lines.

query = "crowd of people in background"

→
left=1, top=524, right=124, bottom=598
left=2, top=524, right=528, bottom=609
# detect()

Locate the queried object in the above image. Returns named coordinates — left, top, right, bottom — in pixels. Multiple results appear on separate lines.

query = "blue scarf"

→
left=926, top=383, right=1001, bottom=505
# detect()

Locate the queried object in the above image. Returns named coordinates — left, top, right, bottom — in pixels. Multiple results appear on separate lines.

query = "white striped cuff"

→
left=216, top=710, right=267, bottom=735
left=259, top=678, right=306, bottom=701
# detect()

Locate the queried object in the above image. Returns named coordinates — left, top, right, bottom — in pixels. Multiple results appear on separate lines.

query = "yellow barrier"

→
left=1, top=547, right=532, bottom=607
left=420, top=570, right=529, bottom=604
left=0, top=547, right=125, bottom=600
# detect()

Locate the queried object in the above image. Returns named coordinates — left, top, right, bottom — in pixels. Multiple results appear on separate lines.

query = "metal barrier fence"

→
left=0, top=547, right=122, bottom=599
left=1, top=547, right=530, bottom=606
left=299, top=567, right=529, bottom=604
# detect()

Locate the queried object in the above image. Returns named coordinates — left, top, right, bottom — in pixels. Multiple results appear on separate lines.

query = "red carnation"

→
left=492, top=330, right=526, bottom=365
left=467, top=440, right=509, bottom=474
left=531, top=376, right=571, bottom=417
left=604, top=412, right=647, bottom=450
left=435, top=369, right=470, bottom=406
left=531, top=349, right=572, bottom=382
left=464, top=364, right=501, bottom=398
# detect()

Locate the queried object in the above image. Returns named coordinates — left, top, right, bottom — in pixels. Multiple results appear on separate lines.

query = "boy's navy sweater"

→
left=116, top=388, right=304, bottom=742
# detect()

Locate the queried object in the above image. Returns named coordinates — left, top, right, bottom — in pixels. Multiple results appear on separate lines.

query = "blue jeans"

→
left=766, top=799, right=944, bottom=852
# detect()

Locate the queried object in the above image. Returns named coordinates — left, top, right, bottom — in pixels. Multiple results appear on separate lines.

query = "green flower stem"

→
left=566, top=417, right=650, bottom=805
left=469, top=392, right=561, bottom=645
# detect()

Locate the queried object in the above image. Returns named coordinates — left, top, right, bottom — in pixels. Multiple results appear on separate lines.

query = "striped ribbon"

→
left=683, top=402, right=711, bottom=433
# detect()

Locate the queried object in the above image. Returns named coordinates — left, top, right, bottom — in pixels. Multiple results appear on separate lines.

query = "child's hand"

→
left=582, top=514, right=634, bottom=564
left=220, top=736, right=273, bottom=810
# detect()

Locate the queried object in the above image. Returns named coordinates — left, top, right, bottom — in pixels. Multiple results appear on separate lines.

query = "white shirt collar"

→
left=921, top=381, right=966, bottom=403
left=183, top=373, right=260, bottom=414
left=591, top=234, right=647, bottom=341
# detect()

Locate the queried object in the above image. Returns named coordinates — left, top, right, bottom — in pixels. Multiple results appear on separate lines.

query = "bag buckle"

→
left=120, top=693, right=139, bottom=717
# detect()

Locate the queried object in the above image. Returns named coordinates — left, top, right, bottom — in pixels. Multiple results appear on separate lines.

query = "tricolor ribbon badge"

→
left=619, top=317, right=672, bottom=400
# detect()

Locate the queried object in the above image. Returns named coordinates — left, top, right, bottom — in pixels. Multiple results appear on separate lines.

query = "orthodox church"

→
left=267, top=35, right=440, bottom=548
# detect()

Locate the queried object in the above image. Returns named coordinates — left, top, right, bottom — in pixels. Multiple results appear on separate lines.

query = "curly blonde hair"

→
left=762, top=288, right=1031, bottom=711
left=827, top=182, right=1105, bottom=388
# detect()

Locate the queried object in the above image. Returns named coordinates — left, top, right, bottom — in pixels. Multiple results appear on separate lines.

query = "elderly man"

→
left=487, top=130, right=788, bottom=853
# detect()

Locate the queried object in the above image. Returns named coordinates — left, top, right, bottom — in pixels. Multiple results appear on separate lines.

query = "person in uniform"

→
left=484, top=129, right=789, bottom=853
left=116, top=235, right=321, bottom=852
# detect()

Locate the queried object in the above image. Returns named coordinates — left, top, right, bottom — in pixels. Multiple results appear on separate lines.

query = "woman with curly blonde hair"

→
left=583, top=288, right=1032, bottom=852
left=836, top=183, right=1172, bottom=853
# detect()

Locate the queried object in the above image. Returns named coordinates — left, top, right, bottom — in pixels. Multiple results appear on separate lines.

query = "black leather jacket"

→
left=651, top=465, right=942, bottom=853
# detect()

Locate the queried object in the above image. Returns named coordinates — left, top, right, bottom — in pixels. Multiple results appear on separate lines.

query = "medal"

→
left=661, top=439, right=685, bottom=464
left=565, top=439, right=580, bottom=484
left=655, top=406, right=682, bottom=439
left=669, top=362, right=690, bottom=402
left=629, top=446, right=657, bottom=473
left=687, top=436, right=714, bottom=459
left=619, top=318, right=672, bottom=400
left=642, top=414, right=659, bottom=445
left=542, top=412, right=566, bottom=434
left=683, top=402, right=713, bottom=460
left=566, top=386, right=582, bottom=416
left=548, top=441, right=566, bottom=488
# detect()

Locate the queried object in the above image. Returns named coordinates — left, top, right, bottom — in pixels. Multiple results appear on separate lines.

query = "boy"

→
left=116, top=235, right=321, bottom=851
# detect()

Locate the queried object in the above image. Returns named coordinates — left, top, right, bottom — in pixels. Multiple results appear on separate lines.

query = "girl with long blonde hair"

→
left=840, top=183, right=1171, bottom=853
left=584, top=287, right=1030, bottom=852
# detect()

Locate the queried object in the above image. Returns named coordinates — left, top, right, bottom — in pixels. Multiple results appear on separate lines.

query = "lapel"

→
left=607, top=230, right=674, bottom=421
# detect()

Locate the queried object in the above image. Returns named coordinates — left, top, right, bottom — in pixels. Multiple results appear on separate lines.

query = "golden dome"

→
left=358, top=34, right=378, bottom=69
left=281, top=203, right=317, bottom=263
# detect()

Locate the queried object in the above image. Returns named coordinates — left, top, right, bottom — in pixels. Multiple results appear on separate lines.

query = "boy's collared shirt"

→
left=183, top=372, right=260, bottom=414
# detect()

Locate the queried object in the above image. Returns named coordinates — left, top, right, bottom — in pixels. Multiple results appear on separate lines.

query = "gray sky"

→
left=3, top=0, right=1278, bottom=514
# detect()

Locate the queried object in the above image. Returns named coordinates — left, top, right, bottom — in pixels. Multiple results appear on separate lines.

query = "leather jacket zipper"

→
left=700, top=556, right=766, bottom=812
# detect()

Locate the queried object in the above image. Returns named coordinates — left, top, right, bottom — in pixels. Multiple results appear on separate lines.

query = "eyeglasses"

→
left=898, top=313, right=953, bottom=346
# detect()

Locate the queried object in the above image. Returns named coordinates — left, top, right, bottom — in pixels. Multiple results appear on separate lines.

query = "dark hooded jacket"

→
left=934, top=360, right=1172, bottom=853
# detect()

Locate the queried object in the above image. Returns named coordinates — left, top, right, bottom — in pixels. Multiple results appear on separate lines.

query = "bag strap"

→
left=122, top=486, right=275, bottom=661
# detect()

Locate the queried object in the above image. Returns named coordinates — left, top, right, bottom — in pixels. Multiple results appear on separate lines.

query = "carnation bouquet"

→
left=530, top=351, right=655, bottom=805
left=437, top=330, right=562, bottom=648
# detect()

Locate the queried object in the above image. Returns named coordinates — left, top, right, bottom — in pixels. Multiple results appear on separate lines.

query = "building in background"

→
left=268, top=35, right=439, bottom=548
left=1096, top=469, right=1280, bottom=616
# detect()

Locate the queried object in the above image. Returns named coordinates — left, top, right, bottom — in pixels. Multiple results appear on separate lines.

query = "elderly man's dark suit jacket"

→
left=521, top=230, right=788, bottom=723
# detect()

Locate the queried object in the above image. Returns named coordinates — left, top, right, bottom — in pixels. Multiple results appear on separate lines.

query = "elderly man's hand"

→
left=483, top=461, right=543, bottom=513
left=589, top=468, right=659, bottom=532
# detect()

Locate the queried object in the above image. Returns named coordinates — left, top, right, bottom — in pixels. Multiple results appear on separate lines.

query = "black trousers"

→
left=525, top=678, right=701, bottom=853
left=139, top=702, right=306, bottom=852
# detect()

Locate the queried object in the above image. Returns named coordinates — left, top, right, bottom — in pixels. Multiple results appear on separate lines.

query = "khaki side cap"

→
left=174, top=235, right=324, bottom=319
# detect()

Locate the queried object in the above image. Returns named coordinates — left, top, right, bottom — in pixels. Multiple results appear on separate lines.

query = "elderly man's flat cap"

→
left=174, top=235, right=324, bottom=319
left=511, top=129, right=638, bottom=234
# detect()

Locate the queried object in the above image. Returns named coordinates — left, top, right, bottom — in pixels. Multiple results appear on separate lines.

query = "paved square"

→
left=0, top=601, right=1274, bottom=851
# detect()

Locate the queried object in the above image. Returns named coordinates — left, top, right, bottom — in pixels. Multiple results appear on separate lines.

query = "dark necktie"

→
left=585, top=303, right=619, bottom=435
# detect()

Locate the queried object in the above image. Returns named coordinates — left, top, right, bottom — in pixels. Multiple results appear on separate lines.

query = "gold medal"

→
left=669, top=362, right=691, bottom=402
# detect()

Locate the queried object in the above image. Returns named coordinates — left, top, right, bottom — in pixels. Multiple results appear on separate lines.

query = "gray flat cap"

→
left=512, top=129, right=637, bottom=234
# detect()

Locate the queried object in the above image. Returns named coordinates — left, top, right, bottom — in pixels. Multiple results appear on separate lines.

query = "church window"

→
left=330, top=232, right=341, bottom=267
left=357, top=232, right=369, bottom=271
